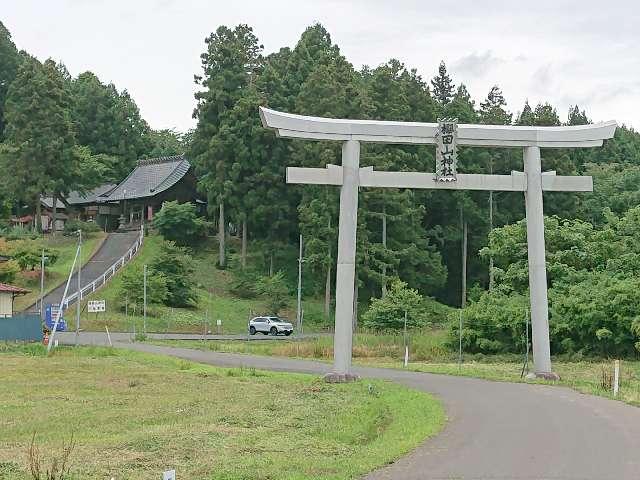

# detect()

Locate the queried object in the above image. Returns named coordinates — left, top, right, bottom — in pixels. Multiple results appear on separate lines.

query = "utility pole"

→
left=458, top=309, right=463, bottom=368
left=143, top=264, right=147, bottom=334
left=296, top=234, right=303, bottom=335
left=381, top=204, right=387, bottom=298
left=75, top=230, right=82, bottom=346
left=460, top=205, right=468, bottom=308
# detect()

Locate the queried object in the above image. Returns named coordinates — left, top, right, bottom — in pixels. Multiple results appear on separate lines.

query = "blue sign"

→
left=45, top=304, right=66, bottom=332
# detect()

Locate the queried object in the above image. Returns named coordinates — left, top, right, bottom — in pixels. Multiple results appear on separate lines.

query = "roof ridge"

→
left=137, top=154, right=185, bottom=166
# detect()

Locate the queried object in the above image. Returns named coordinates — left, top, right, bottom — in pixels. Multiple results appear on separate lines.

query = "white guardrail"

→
left=62, top=226, right=144, bottom=310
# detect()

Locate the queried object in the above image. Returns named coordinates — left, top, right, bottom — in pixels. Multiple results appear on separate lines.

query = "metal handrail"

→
left=62, top=227, right=144, bottom=310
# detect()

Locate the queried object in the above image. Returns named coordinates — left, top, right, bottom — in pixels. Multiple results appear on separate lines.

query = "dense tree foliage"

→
left=2, top=19, right=640, bottom=356
left=149, top=240, right=197, bottom=307
left=0, top=56, right=90, bottom=229
left=457, top=209, right=640, bottom=355
left=185, top=21, right=640, bottom=350
left=71, top=71, right=151, bottom=180
left=152, top=201, right=208, bottom=246
left=119, top=264, right=168, bottom=312
left=0, top=21, right=19, bottom=140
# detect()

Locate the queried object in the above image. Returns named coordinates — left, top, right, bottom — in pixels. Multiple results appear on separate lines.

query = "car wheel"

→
left=284, top=331, right=292, bottom=336
left=270, top=327, right=278, bottom=336
left=249, top=326, right=256, bottom=335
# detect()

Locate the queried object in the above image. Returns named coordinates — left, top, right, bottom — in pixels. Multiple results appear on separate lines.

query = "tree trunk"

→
left=460, top=206, right=468, bottom=309
left=34, top=195, right=41, bottom=232
left=381, top=204, right=387, bottom=298
left=324, top=263, right=331, bottom=319
left=241, top=219, right=247, bottom=270
left=269, top=252, right=274, bottom=277
left=218, top=201, right=225, bottom=268
left=52, top=195, right=58, bottom=237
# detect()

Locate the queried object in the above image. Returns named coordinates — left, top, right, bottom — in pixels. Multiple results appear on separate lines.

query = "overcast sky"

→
left=3, top=0, right=639, bottom=132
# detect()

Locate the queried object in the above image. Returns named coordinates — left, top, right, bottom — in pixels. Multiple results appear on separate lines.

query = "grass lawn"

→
left=76, top=234, right=331, bottom=334
left=13, top=232, right=107, bottom=312
left=151, top=331, right=640, bottom=408
left=0, top=344, right=444, bottom=480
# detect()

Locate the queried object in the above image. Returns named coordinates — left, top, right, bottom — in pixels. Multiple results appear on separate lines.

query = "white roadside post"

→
left=260, top=107, right=616, bottom=381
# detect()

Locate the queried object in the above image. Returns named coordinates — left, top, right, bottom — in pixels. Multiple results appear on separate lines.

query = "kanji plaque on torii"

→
left=260, top=106, right=617, bottom=382
left=435, top=118, right=458, bottom=181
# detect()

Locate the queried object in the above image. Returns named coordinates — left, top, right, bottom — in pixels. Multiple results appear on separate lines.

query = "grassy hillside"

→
left=76, top=234, right=330, bottom=334
left=11, top=232, right=107, bottom=311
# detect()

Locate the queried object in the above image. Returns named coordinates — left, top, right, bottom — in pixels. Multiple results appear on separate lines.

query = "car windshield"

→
left=269, top=317, right=284, bottom=322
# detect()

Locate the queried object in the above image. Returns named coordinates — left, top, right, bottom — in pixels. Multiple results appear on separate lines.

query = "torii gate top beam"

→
left=259, top=107, right=617, bottom=148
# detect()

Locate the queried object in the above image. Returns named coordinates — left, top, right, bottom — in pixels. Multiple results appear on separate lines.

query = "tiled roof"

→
left=41, top=197, right=66, bottom=210
left=98, top=155, right=191, bottom=202
left=66, top=184, right=118, bottom=205
left=0, top=283, right=30, bottom=294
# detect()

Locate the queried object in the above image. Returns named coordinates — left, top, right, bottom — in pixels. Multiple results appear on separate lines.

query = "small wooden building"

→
left=0, top=283, right=29, bottom=318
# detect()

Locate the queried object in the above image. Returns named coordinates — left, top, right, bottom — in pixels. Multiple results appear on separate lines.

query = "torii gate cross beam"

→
left=260, top=107, right=617, bottom=381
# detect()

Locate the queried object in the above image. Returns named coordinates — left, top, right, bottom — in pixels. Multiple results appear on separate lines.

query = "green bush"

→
left=450, top=273, right=640, bottom=357
left=63, top=219, right=101, bottom=236
left=153, top=201, right=208, bottom=246
left=228, top=269, right=259, bottom=298
left=362, top=279, right=449, bottom=331
left=255, top=271, right=290, bottom=315
left=0, top=259, right=19, bottom=282
left=149, top=241, right=197, bottom=307
left=118, top=264, right=168, bottom=313
left=2, top=225, right=39, bottom=240
left=447, top=292, right=529, bottom=354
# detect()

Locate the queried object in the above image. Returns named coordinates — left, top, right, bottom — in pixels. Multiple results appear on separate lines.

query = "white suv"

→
left=248, top=316, right=293, bottom=336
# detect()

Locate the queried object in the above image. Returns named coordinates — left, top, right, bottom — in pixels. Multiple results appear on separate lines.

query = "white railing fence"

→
left=62, top=226, right=144, bottom=310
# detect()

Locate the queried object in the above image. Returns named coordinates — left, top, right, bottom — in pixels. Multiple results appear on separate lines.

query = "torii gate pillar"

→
left=524, top=146, right=553, bottom=377
left=330, top=140, right=360, bottom=381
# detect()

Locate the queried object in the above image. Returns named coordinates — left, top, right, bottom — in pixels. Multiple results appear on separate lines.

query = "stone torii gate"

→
left=260, top=106, right=616, bottom=381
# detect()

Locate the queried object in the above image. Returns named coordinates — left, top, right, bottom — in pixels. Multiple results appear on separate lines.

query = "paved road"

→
left=25, top=231, right=140, bottom=313
left=55, top=331, right=327, bottom=343
left=62, top=334, right=640, bottom=480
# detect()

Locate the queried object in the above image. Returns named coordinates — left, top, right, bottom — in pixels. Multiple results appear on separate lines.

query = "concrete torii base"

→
left=323, top=372, right=360, bottom=383
left=526, top=371, right=561, bottom=381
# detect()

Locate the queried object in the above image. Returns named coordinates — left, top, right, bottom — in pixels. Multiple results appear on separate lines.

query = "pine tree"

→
left=567, top=105, right=590, bottom=126
left=71, top=71, right=151, bottom=180
left=0, top=57, right=87, bottom=231
left=190, top=24, right=264, bottom=268
left=431, top=61, right=455, bottom=106
left=0, top=21, right=19, bottom=140
left=479, top=85, right=512, bottom=125
left=533, top=102, right=560, bottom=126
left=516, top=100, right=535, bottom=125
left=445, top=84, right=477, bottom=123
